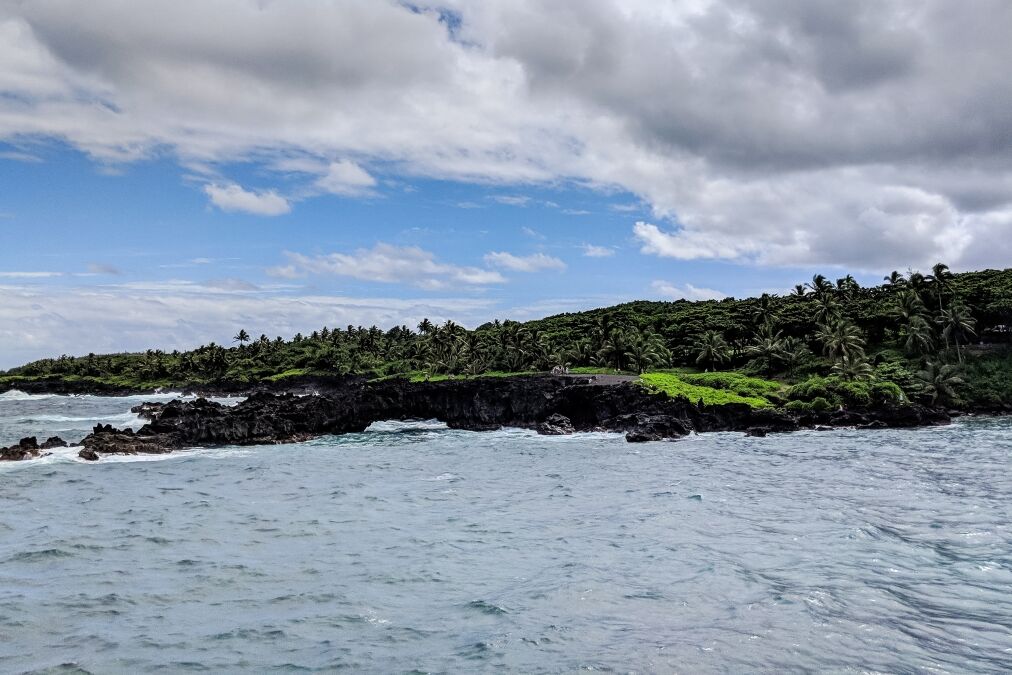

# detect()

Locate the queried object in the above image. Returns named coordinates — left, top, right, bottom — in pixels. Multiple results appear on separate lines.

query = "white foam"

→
left=0, top=389, right=55, bottom=401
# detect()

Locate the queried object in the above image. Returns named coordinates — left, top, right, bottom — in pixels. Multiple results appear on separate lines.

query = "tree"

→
left=938, top=304, right=977, bottom=363
left=625, top=333, right=667, bottom=374
left=832, top=353, right=874, bottom=381
left=780, top=336, right=810, bottom=377
left=816, top=319, right=865, bottom=359
left=884, top=270, right=907, bottom=287
left=695, top=330, right=730, bottom=371
left=806, top=274, right=834, bottom=299
left=233, top=329, right=250, bottom=346
left=748, top=323, right=785, bottom=375
left=916, top=361, right=964, bottom=405
left=928, top=262, right=954, bottom=313
left=903, top=316, right=935, bottom=356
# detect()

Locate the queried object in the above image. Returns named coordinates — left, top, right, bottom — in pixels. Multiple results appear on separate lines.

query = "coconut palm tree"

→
left=780, top=336, right=810, bottom=377
left=815, top=319, right=866, bottom=359
left=695, top=330, right=730, bottom=371
left=232, top=329, right=250, bottom=346
left=791, top=284, right=808, bottom=297
left=836, top=274, right=860, bottom=301
left=813, top=293, right=841, bottom=325
left=884, top=270, right=907, bottom=287
left=929, top=262, right=955, bottom=313
left=938, top=304, right=977, bottom=363
left=806, top=274, right=834, bottom=299
left=916, top=361, right=965, bottom=406
left=832, top=353, right=874, bottom=381
left=625, top=333, right=667, bottom=374
left=751, top=293, right=778, bottom=327
left=748, top=323, right=785, bottom=375
left=903, top=315, right=936, bottom=356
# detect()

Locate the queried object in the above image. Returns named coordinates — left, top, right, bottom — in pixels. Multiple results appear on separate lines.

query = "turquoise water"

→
left=2, top=393, right=1011, bottom=673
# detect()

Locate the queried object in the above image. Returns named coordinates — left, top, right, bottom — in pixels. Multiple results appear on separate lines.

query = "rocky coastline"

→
left=1, top=375, right=952, bottom=462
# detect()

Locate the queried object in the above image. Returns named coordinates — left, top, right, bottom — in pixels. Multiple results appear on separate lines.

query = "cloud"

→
left=86, top=263, right=121, bottom=275
left=483, top=251, right=566, bottom=272
left=204, top=183, right=290, bottom=216
left=489, top=195, right=531, bottom=207
left=3, top=1, right=1012, bottom=269
left=269, top=243, right=506, bottom=289
left=0, top=271, right=62, bottom=278
left=651, top=280, right=727, bottom=302
left=0, top=281, right=495, bottom=368
left=581, top=244, right=614, bottom=258
left=520, top=226, right=545, bottom=239
left=316, top=160, right=377, bottom=196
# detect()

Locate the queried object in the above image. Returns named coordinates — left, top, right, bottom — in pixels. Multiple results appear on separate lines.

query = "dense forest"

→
left=4, top=265, right=1012, bottom=410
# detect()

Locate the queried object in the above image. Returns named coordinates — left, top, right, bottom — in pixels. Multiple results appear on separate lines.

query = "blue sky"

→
left=1, top=1, right=1010, bottom=366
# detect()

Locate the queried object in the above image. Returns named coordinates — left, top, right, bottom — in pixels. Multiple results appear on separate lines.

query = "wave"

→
left=0, top=390, right=55, bottom=401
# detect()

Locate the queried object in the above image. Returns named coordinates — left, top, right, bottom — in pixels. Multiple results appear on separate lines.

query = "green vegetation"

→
left=4, top=264, right=1012, bottom=409
left=640, top=373, right=773, bottom=408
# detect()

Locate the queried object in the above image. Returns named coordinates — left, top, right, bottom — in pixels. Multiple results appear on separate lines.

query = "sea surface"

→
left=1, top=391, right=1011, bottom=673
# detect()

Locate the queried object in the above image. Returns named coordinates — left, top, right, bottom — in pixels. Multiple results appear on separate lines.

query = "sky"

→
left=1, top=0, right=1011, bottom=367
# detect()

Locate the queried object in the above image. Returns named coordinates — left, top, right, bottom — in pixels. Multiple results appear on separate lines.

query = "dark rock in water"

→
left=0, top=436, right=46, bottom=461
left=624, top=414, right=690, bottom=442
left=537, top=413, right=575, bottom=436
left=858, top=420, right=889, bottom=430
left=40, top=436, right=68, bottom=449
left=746, top=427, right=768, bottom=437
left=8, top=375, right=953, bottom=459
left=78, top=448, right=99, bottom=461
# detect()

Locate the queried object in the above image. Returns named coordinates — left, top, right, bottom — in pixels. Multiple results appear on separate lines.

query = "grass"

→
left=678, top=372, right=784, bottom=398
left=639, top=372, right=772, bottom=408
left=265, top=368, right=312, bottom=382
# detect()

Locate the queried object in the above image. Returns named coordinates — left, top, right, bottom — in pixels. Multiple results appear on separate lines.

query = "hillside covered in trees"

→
left=4, top=265, right=1012, bottom=411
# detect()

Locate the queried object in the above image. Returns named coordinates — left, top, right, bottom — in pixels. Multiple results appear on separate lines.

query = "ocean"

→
left=2, top=392, right=1010, bottom=673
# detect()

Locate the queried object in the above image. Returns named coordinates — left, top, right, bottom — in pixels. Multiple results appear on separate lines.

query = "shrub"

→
left=788, top=377, right=833, bottom=403
left=639, top=372, right=771, bottom=408
left=831, top=379, right=872, bottom=407
left=871, top=380, right=904, bottom=403
left=808, top=396, right=834, bottom=412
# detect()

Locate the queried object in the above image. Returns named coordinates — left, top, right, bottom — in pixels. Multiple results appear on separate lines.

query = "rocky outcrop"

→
left=0, top=436, right=67, bottom=461
left=536, top=413, right=575, bottom=435
left=1, top=376, right=952, bottom=461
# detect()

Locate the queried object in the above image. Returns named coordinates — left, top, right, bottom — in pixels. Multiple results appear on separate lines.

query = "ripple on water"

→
left=1, top=398, right=1012, bottom=673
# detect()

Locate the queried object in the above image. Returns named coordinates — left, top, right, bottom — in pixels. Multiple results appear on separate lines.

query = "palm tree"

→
left=751, top=293, right=778, bottom=327
left=938, top=304, right=977, bottom=363
left=813, top=293, right=841, bottom=324
left=791, top=284, right=807, bottom=297
left=233, top=329, right=250, bottom=347
left=695, top=330, right=730, bottom=371
left=916, top=361, right=965, bottom=406
left=815, top=319, right=865, bottom=359
left=836, top=274, right=860, bottom=301
left=417, top=318, right=434, bottom=336
left=929, top=262, right=954, bottom=313
left=832, top=353, right=874, bottom=381
left=806, top=274, right=834, bottom=299
left=625, top=333, right=667, bottom=374
left=903, top=315, right=935, bottom=356
left=780, top=336, right=810, bottom=377
left=748, top=323, right=785, bottom=375
left=884, top=270, right=907, bottom=287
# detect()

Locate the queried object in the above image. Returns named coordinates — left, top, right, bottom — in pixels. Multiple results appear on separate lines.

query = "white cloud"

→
left=490, top=195, right=531, bottom=207
left=3, top=1, right=1012, bottom=269
left=521, top=226, right=545, bottom=239
left=316, top=160, right=377, bottom=196
left=581, top=244, right=614, bottom=258
left=483, top=251, right=566, bottom=272
left=651, top=280, right=727, bottom=302
left=204, top=183, right=290, bottom=216
left=0, top=282, right=495, bottom=368
left=0, top=271, right=62, bottom=278
left=270, top=243, right=506, bottom=289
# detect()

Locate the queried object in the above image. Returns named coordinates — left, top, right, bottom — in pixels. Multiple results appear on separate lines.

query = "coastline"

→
left=2, top=375, right=954, bottom=462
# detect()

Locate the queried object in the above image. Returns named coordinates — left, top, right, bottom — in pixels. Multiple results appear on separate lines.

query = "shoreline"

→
left=2, top=375, right=954, bottom=462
